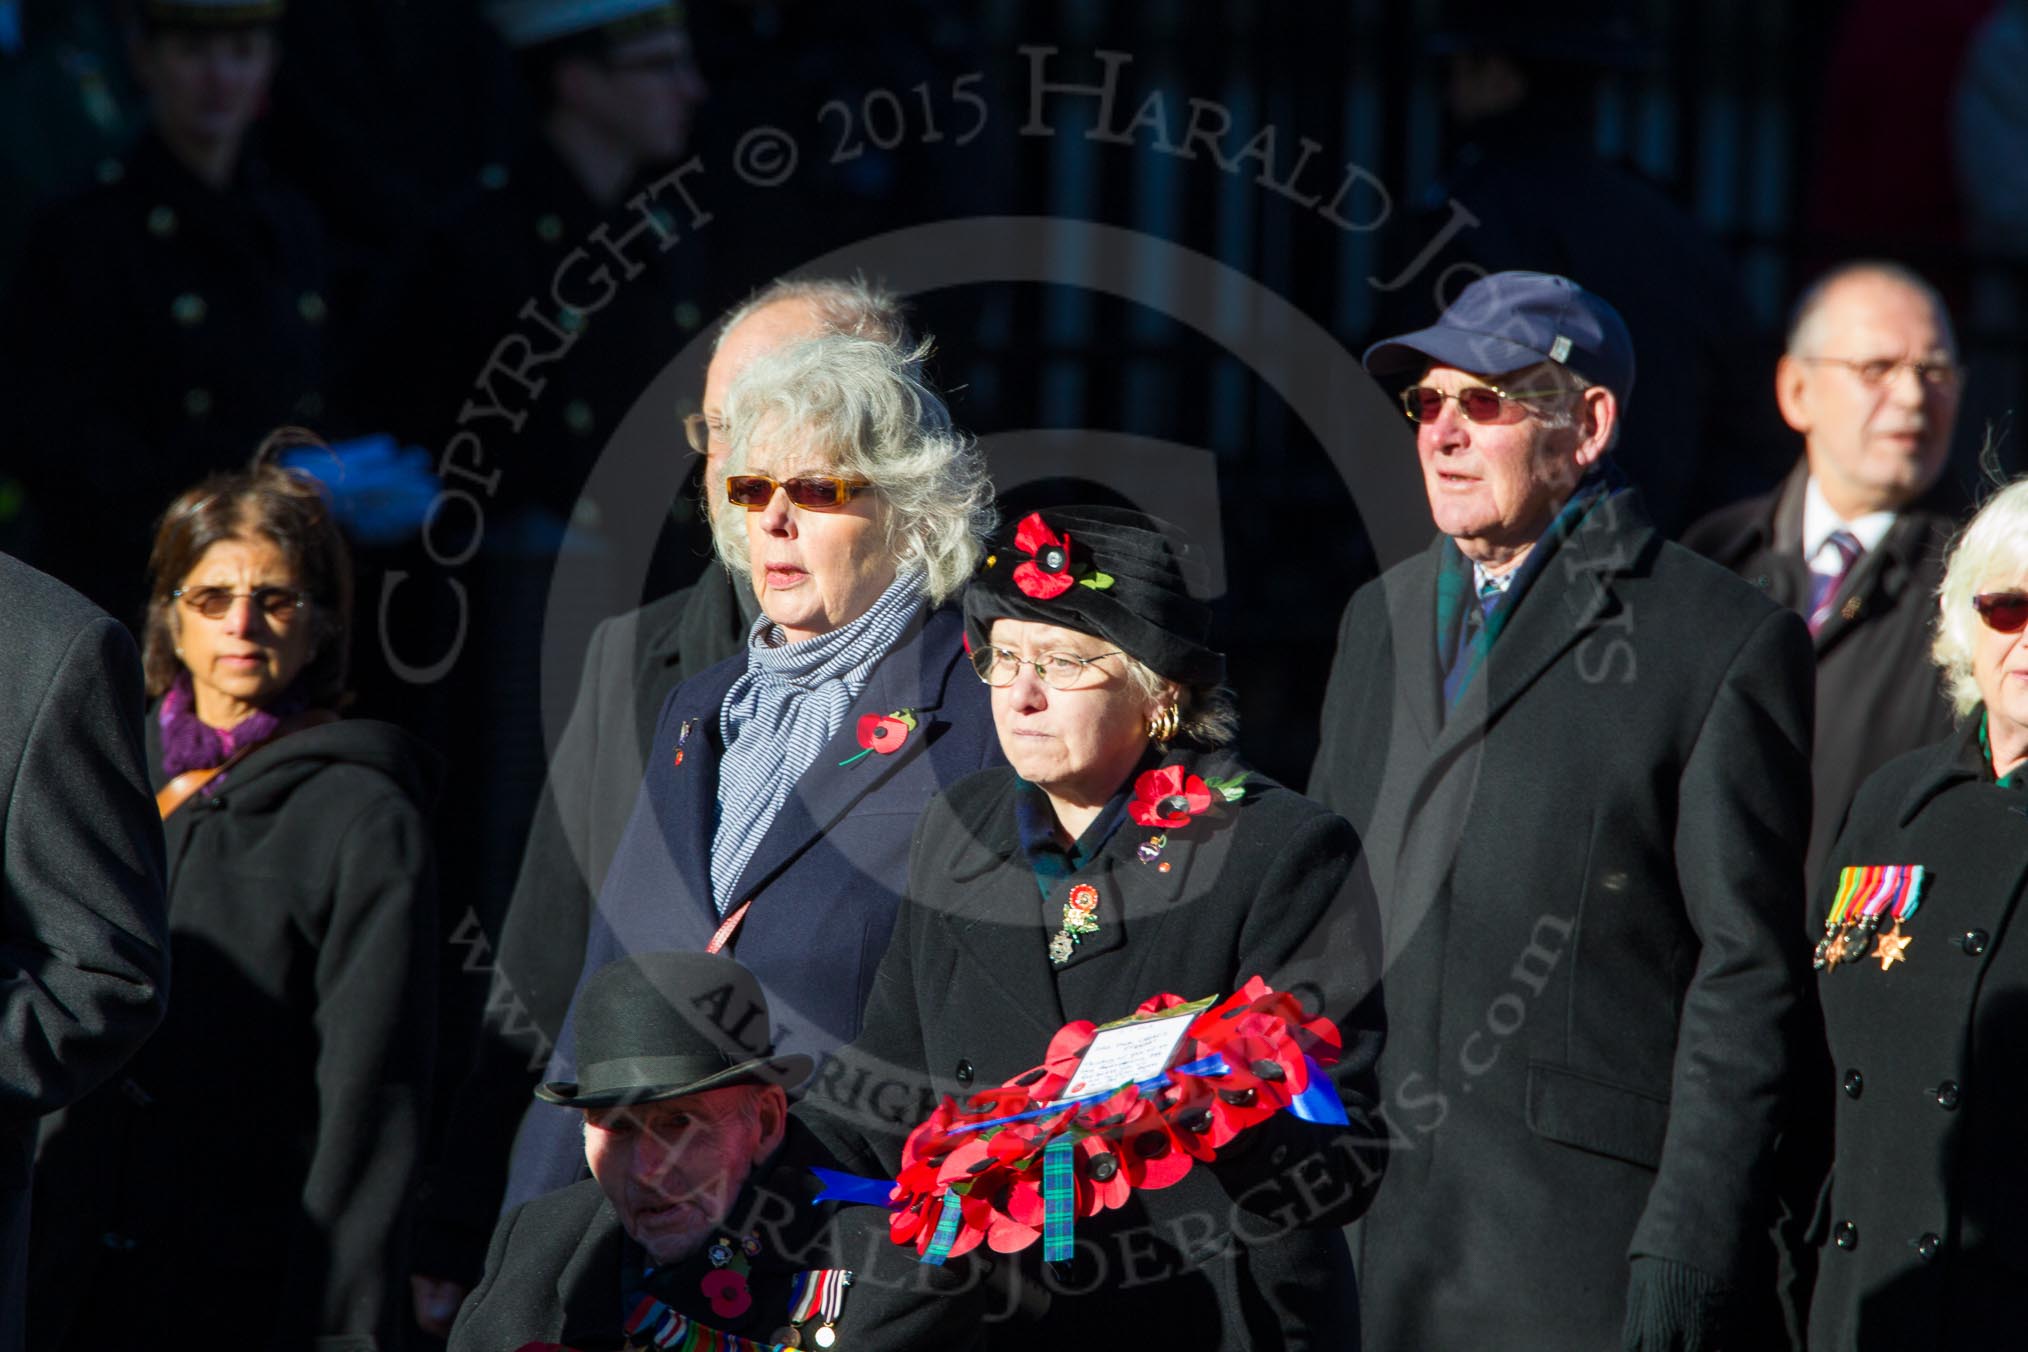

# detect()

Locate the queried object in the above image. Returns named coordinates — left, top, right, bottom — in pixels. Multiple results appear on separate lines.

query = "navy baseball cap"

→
left=1364, top=271, right=1635, bottom=409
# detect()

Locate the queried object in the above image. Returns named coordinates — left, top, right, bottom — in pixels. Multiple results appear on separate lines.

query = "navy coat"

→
left=505, top=602, right=1001, bottom=1205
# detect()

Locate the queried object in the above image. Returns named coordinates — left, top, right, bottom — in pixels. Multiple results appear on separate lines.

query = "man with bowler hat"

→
left=449, top=952, right=857, bottom=1351
left=1311, top=271, right=1817, bottom=1350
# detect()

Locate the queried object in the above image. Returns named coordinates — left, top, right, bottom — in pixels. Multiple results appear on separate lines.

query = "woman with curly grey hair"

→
left=503, top=333, right=1007, bottom=1203
left=1806, top=476, right=2028, bottom=1349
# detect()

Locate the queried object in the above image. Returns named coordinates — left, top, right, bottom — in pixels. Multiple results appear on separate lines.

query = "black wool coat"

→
left=418, top=569, right=753, bottom=1282
left=799, top=747, right=1387, bottom=1352
left=31, top=716, right=439, bottom=1352
left=0, top=554, right=168, bottom=1352
left=1309, top=492, right=1819, bottom=1350
left=1683, top=461, right=1958, bottom=890
left=1807, top=718, right=2028, bottom=1351
left=450, top=1124, right=859, bottom=1352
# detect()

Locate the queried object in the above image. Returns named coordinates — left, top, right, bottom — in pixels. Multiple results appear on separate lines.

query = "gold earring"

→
left=1148, top=703, right=1180, bottom=744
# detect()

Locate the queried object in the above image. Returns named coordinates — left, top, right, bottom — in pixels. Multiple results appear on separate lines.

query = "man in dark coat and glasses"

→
left=1311, top=271, right=1819, bottom=1351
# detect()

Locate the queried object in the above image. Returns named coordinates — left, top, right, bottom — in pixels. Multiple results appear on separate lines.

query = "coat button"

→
left=1935, top=1080, right=1961, bottom=1110
left=955, top=1059, right=974, bottom=1085
left=1962, top=930, right=1989, bottom=956
left=1833, top=1221, right=1858, bottom=1250
left=1915, top=1232, right=1941, bottom=1262
left=1842, top=1070, right=1864, bottom=1099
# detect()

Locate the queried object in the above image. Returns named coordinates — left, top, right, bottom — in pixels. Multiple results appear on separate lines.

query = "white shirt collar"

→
left=1472, top=560, right=1516, bottom=594
left=1802, top=476, right=1897, bottom=566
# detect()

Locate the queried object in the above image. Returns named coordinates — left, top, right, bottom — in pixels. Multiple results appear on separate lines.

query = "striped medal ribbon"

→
left=784, top=1268, right=853, bottom=1347
left=1815, top=864, right=1927, bottom=971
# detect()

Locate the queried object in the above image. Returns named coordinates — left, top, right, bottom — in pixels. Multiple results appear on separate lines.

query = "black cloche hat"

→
left=964, top=506, right=1225, bottom=688
left=534, top=952, right=814, bottom=1110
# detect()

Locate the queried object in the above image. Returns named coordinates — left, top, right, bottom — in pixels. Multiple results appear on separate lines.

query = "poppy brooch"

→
left=989, top=512, right=1115, bottom=600
left=840, top=708, right=918, bottom=766
left=1129, top=762, right=1249, bottom=868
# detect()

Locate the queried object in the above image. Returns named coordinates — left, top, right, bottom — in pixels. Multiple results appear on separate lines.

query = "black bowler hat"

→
left=535, top=952, right=814, bottom=1110
left=964, top=506, right=1225, bottom=688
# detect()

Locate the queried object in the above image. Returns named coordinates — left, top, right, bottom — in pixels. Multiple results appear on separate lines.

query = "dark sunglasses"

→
left=725, top=473, right=872, bottom=511
left=1399, top=383, right=1568, bottom=425
left=1973, top=592, right=2028, bottom=634
left=172, top=585, right=308, bottom=621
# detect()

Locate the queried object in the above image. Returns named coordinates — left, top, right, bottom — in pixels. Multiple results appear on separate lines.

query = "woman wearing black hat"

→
left=800, top=507, right=1386, bottom=1350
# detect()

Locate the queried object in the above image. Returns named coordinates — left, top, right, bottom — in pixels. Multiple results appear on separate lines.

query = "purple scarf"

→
left=158, top=672, right=302, bottom=787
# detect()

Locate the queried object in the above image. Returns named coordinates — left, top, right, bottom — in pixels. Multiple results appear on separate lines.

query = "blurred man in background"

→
left=1685, top=262, right=1963, bottom=887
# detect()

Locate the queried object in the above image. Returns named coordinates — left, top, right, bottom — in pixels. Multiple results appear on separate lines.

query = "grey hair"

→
left=1786, top=260, right=1958, bottom=357
left=713, top=274, right=913, bottom=354
left=712, top=335, right=993, bottom=604
left=1933, top=476, right=2028, bottom=718
left=1495, top=359, right=1622, bottom=452
left=1120, top=653, right=1238, bottom=749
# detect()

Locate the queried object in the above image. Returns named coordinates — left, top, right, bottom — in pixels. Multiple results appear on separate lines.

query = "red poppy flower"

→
left=1129, top=763, right=1214, bottom=828
left=857, top=712, right=911, bottom=755
left=1000, top=1019, right=1094, bottom=1103
left=985, top=1176, right=1044, bottom=1252
left=1190, top=977, right=1342, bottom=1063
left=1012, top=512, right=1076, bottom=599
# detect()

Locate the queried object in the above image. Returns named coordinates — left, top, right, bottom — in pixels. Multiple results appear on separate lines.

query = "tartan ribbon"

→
left=1041, top=1137, right=1076, bottom=1261
left=919, top=1197, right=966, bottom=1266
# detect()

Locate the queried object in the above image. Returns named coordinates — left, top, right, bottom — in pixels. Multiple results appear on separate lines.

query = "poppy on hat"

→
left=535, top=952, right=813, bottom=1110
left=964, top=506, right=1225, bottom=688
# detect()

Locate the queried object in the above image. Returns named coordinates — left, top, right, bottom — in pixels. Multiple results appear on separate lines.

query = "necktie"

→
left=1445, top=577, right=1506, bottom=705
left=1807, top=528, right=1863, bottom=634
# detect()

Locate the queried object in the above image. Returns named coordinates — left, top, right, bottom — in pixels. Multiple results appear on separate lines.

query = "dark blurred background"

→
left=4, top=0, right=2024, bottom=1252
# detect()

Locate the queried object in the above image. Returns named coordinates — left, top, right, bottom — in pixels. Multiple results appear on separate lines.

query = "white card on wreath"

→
left=1055, top=995, right=1218, bottom=1100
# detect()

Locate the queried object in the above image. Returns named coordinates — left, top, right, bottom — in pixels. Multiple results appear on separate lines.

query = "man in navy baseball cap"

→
left=1312, top=268, right=1817, bottom=1352
left=1361, top=270, right=1634, bottom=584
left=1365, top=268, right=1635, bottom=411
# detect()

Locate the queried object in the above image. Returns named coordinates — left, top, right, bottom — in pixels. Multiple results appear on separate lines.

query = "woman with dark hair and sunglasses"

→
left=793, top=508, right=1386, bottom=1349
left=28, top=435, right=439, bottom=1351
left=501, top=334, right=1005, bottom=1207
left=1804, top=477, right=2028, bottom=1349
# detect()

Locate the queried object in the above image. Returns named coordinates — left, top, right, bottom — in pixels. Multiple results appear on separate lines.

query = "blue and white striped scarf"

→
left=710, top=571, right=927, bottom=912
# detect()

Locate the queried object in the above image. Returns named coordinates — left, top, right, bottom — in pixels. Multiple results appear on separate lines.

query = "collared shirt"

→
left=1013, top=772, right=1137, bottom=900
left=1471, top=560, right=1518, bottom=596
left=1802, top=476, right=1897, bottom=569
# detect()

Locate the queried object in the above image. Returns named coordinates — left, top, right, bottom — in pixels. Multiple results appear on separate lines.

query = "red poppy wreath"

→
left=872, top=977, right=1346, bottom=1263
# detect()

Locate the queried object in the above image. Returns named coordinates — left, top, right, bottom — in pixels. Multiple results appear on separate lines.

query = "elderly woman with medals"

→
left=798, top=508, right=1385, bottom=1350
left=1806, top=478, right=2028, bottom=1349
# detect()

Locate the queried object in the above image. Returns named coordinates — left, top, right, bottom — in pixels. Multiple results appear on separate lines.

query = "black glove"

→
left=1623, top=1256, right=1730, bottom=1352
